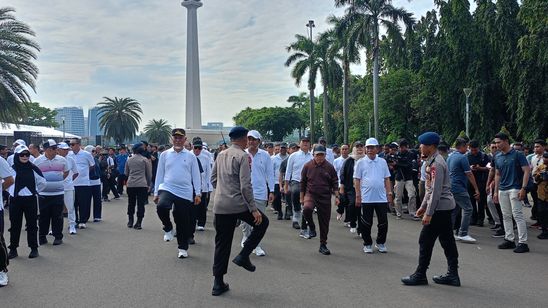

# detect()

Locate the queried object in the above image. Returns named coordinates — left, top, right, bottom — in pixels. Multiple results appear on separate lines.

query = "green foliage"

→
left=97, top=97, right=143, bottom=145
left=233, top=107, right=305, bottom=141
left=16, top=102, right=58, bottom=127
left=144, top=119, right=172, bottom=145
left=0, top=7, right=40, bottom=123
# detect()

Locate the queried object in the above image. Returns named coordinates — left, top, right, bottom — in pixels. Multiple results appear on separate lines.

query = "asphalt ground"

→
left=1, top=195, right=546, bottom=308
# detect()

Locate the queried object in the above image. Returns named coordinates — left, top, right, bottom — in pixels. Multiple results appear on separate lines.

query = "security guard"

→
left=402, top=132, right=461, bottom=287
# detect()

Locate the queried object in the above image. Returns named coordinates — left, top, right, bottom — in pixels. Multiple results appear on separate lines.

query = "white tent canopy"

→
left=0, top=123, right=80, bottom=139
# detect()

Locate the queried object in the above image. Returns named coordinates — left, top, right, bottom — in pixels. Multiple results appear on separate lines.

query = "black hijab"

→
left=12, top=152, right=44, bottom=196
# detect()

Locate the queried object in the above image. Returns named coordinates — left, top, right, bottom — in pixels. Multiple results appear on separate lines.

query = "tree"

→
left=97, top=97, right=143, bottom=145
left=285, top=34, right=320, bottom=141
left=286, top=92, right=308, bottom=108
left=334, top=0, right=414, bottom=138
left=144, top=119, right=172, bottom=145
left=17, top=102, right=58, bottom=127
left=0, top=7, right=40, bottom=123
left=233, top=107, right=304, bottom=141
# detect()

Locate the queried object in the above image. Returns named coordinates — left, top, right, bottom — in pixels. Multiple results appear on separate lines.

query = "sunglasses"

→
left=194, top=146, right=202, bottom=150
left=19, top=152, right=31, bottom=157
left=70, top=143, right=78, bottom=146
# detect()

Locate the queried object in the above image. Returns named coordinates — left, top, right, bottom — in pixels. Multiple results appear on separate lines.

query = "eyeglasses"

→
left=19, top=152, right=31, bottom=157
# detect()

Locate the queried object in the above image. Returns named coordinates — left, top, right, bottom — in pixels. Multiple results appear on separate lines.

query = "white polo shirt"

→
left=354, top=155, right=391, bottom=203
left=272, top=153, right=288, bottom=183
left=68, top=149, right=95, bottom=187
left=154, top=148, right=201, bottom=201
left=246, top=148, right=274, bottom=201
left=63, top=156, right=79, bottom=191
left=284, top=150, right=313, bottom=182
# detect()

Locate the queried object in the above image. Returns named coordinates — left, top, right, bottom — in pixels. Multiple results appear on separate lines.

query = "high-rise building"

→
left=84, top=117, right=89, bottom=137
left=87, top=107, right=104, bottom=137
left=54, top=107, right=85, bottom=137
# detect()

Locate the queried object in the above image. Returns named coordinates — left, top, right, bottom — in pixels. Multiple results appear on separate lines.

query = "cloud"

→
left=9, top=0, right=436, bottom=128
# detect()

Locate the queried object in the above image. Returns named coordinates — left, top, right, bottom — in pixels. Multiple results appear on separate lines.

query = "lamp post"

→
left=306, top=19, right=315, bottom=141
left=61, top=116, right=66, bottom=139
left=463, top=88, right=472, bottom=138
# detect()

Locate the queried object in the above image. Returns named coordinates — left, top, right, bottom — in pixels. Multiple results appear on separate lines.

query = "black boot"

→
left=133, top=218, right=142, bottom=230
left=433, top=269, right=461, bottom=287
left=401, top=272, right=428, bottom=286
left=127, top=215, right=134, bottom=228
left=212, top=275, right=230, bottom=296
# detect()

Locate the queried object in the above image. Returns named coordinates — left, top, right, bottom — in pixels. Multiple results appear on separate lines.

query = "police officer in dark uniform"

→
left=402, top=132, right=461, bottom=287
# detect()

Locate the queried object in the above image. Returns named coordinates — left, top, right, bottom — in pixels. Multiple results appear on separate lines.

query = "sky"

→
left=9, top=0, right=435, bottom=129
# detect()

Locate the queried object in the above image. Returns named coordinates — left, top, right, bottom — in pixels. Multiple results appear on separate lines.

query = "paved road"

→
left=1, top=195, right=546, bottom=307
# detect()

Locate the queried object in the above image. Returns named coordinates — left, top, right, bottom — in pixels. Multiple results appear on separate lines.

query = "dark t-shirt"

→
left=495, top=149, right=528, bottom=191
left=280, top=157, right=289, bottom=175
left=467, top=151, right=490, bottom=185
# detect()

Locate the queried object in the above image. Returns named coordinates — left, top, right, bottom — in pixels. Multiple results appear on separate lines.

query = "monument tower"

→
left=181, top=0, right=202, bottom=129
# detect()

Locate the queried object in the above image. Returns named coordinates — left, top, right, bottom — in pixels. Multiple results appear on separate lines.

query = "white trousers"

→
left=64, top=190, right=76, bottom=228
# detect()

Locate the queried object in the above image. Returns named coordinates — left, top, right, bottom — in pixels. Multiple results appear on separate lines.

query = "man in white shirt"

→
left=34, top=140, right=70, bottom=246
left=284, top=136, right=313, bottom=229
left=271, top=143, right=288, bottom=220
left=191, top=137, right=212, bottom=232
left=154, top=128, right=202, bottom=259
left=333, top=144, right=349, bottom=181
left=68, top=138, right=95, bottom=229
left=241, top=130, right=274, bottom=257
left=354, top=138, right=393, bottom=254
left=57, top=142, right=79, bottom=234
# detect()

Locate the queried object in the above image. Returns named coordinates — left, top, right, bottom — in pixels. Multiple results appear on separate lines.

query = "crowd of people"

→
left=0, top=128, right=546, bottom=295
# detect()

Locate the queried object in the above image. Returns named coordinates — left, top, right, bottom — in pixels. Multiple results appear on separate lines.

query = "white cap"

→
left=57, top=142, right=70, bottom=150
left=13, top=139, right=26, bottom=146
left=247, top=130, right=262, bottom=140
left=365, top=138, right=379, bottom=147
left=43, top=139, right=57, bottom=149
left=15, top=145, right=29, bottom=154
left=84, top=145, right=94, bottom=153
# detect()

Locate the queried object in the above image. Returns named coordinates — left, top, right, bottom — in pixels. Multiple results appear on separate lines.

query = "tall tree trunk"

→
left=322, top=84, right=330, bottom=143
left=373, top=25, right=380, bottom=139
left=309, top=88, right=315, bottom=142
left=343, top=59, right=350, bottom=145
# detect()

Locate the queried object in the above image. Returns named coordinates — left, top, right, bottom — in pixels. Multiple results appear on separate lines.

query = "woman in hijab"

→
left=8, top=145, right=46, bottom=259
left=339, top=141, right=366, bottom=235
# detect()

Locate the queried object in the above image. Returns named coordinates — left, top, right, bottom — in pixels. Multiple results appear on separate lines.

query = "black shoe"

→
left=492, top=229, right=505, bottom=238
left=53, top=238, right=63, bottom=246
left=133, top=218, right=142, bottom=230
left=39, top=237, right=48, bottom=246
left=513, top=243, right=529, bottom=253
left=433, top=273, right=461, bottom=287
left=127, top=216, right=134, bottom=228
left=476, top=221, right=484, bottom=227
left=488, top=219, right=495, bottom=225
left=212, top=282, right=229, bottom=296
left=232, top=254, right=256, bottom=272
left=498, top=240, right=516, bottom=249
left=188, top=237, right=196, bottom=245
left=319, top=244, right=331, bottom=255
left=307, top=230, right=317, bottom=239
left=7, top=249, right=18, bottom=259
left=284, top=216, right=291, bottom=220
left=28, top=248, right=39, bottom=259
left=401, top=273, right=428, bottom=286
left=277, top=216, right=283, bottom=220
left=292, top=221, right=300, bottom=229
left=538, top=232, right=548, bottom=240
left=490, top=224, right=501, bottom=230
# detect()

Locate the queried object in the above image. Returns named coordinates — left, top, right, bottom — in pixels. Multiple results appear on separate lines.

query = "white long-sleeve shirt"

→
left=284, top=150, right=313, bottom=182
left=154, top=148, right=201, bottom=201
left=247, top=148, right=274, bottom=201
left=196, top=151, right=213, bottom=192
left=326, top=148, right=335, bottom=165
left=271, top=153, right=288, bottom=184
left=333, top=156, right=348, bottom=183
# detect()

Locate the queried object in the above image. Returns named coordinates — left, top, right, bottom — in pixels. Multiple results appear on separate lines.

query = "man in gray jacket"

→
left=210, top=126, right=269, bottom=296
left=402, top=132, right=461, bottom=287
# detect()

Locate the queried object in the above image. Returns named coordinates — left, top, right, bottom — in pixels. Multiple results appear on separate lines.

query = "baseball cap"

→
left=280, top=142, right=288, bottom=148
left=171, top=128, right=186, bottom=136
left=57, top=142, right=70, bottom=150
left=15, top=145, right=29, bottom=154
left=193, top=138, right=203, bottom=147
left=365, top=138, right=379, bottom=147
left=313, top=144, right=326, bottom=154
left=43, top=139, right=58, bottom=149
left=300, top=135, right=311, bottom=142
left=247, top=130, right=262, bottom=140
left=13, top=139, right=26, bottom=146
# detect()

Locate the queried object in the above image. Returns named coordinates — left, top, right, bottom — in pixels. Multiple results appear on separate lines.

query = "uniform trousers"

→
left=127, top=187, right=148, bottom=218
left=156, top=190, right=192, bottom=250
left=302, top=195, right=331, bottom=244
left=64, top=190, right=76, bottom=228
left=91, top=184, right=102, bottom=220
left=9, top=196, right=38, bottom=249
left=39, top=195, right=64, bottom=240
left=74, top=186, right=92, bottom=224
left=361, top=202, right=388, bottom=246
left=416, top=210, right=459, bottom=275
left=212, top=209, right=269, bottom=277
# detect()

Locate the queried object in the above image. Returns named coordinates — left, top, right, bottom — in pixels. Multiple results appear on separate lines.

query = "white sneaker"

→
left=241, top=236, right=247, bottom=248
left=457, top=235, right=477, bottom=243
left=375, top=243, right=387, bottom=253
left=164, top=230, right=174, bottom=242
left=363, top=245, right=373, bottom=254
left=344, top=222, right=351, bottom=228
left=0, top=271, right=8, bottom=287
left=196, top=226, right=205, bottom=231
left=69, top=226, right=77, bottom=235
left=178, top=249, right=188, bottom=258
left=254, top=246, right=266, bottom=256
left=48, top=230, right=52, bottom=235
left=79, top=223, right=87, bottom=229
left=350, top=227, right=357, bottom=234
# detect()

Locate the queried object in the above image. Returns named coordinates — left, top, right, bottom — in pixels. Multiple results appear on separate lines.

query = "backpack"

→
left=90, top=157, right=101, bottom=180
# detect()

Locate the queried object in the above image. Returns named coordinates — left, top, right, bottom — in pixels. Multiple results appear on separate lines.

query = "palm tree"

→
left=97, top=97, right=143, bottom=145
left=335, top=0, right=414, bottom=138
left=328, top=15, right=362, bottom=144
left=144, top=119, right=172, bottom=145
left=0, top=7, right=40, bottom=123
left=285, top=34, right=320, bottom=142
left=286, top=92, right=308, bottom=108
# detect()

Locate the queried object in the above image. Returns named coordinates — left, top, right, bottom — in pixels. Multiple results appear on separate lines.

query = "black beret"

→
left=229, top=126, right=249, bottom=139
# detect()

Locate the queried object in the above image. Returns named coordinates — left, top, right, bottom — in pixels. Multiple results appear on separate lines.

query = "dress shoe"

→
left=127, top=216, right=134, bottom=228
left=498, top=240, right=516, bottom=249
left=39, top=236, right=48, bottom=246
left=7, top=249, right=18, bottom=259
left=53, top=238, right=63, bottom=246
left=133, top=218, right=142, bottom=230
left=538, top=232, right=548, bottom=240
left=28, top=248, right=39, bottom=259
left=319, top=244, right=331, bottom=255
left=292, top=221, right=300, bottom=229
left=513, top=243, right=529, bottom=253
left=401, top=273, right=428, bottom=286
left=188, top=237, right=196, bottom=245
left=212, top=282, right=229, bottom=296
left=433, top=272, right=461, bottom=287
left=232, top=254, right=256, bottom=272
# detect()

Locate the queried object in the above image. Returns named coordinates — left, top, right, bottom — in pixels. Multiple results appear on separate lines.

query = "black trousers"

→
left=416, top=210, right=459, bottom=275
left=39, top=195, right=64, bottom=240
left=212, top=210, right=269, bottom=277
left=91, top=185, right=102, bottom=220
left=346, top=190, right=362, bottom=229
left=117, top=174, right=127, bottom=195
left=469, top=183, right=487, bottom=223
left=303, top=197, right=331, bottom=244
left=127, top=187, right=148, bottom=218
left=0, top=232, right=8, bottom=272
left=101, top=175, right=119, bottom=199
left=74, top=186, right=92, bottom=224
left=531, top=184, right=539, bottom=220
left=192, top=192, right=209, bottom=228
left=9, top=196, right=38, bottom=249
left=273, top=184, right=282, bottom=217
left=538, top=199, right=548, bottom=233
left=156, top=190, right=193, bottom=250
left=361, top=202, right=388, bottom=246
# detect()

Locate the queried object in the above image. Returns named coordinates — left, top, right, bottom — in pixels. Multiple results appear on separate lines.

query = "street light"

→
left=61, top=116, right=66, bottom=139
left=306, top=19, right=315, bottom=141
left=463, top=88, right=472, bottom=138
